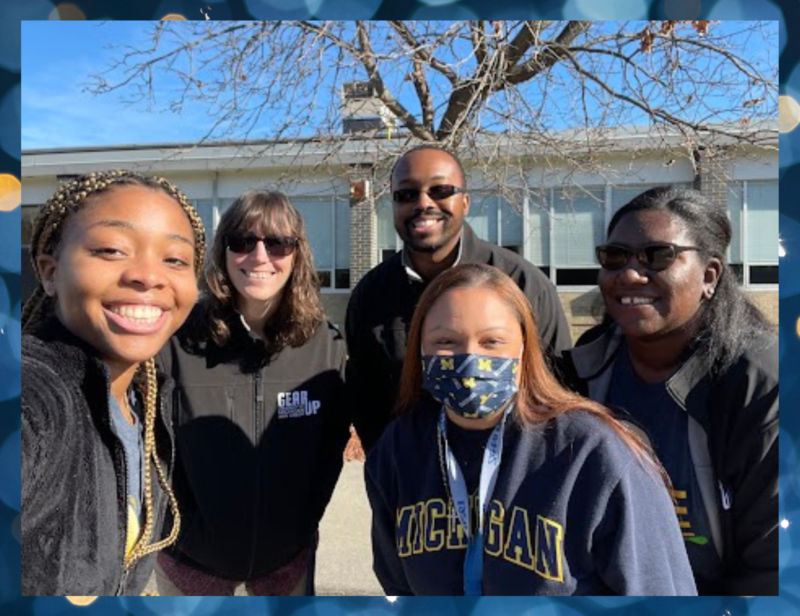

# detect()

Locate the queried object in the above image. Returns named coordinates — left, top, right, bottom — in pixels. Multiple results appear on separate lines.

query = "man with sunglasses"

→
left=346, top=145, right=571, bottom=453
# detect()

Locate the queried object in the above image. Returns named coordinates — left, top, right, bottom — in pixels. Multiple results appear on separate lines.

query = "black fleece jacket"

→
left=22, top=317, right=175, bottom=596
left=158, top=309, right=349, bottom=580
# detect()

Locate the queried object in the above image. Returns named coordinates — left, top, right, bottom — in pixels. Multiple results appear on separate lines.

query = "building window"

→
left=610, top=184, right=657, bottom=216
left=467, top=193, right=525, bottom=255
left=499, top=196, right=523, bottom=254
left=729, top=179, right=778, bottom=286
left=466, top=193, right=498, bottom=245
left=193, top=198, right=235, bottom=240
left=376, top=194, right=399, bottom=262
left=527, top=190, right=550, bottom=270
left=552, top=187, right=605, bottom=286
left=292, top=196, right=350, bottom=290
left=370, top=178, right=776, bottom=290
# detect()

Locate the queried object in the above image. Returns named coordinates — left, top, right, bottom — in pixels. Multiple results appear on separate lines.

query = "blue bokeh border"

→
left=4, top=1, right=793, bottom=614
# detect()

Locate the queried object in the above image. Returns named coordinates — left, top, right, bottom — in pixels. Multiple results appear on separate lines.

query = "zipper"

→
left=114, top=439, right=130, bottom=596
left=255, top=372, right=263, bottom=442
left=116, top=567, right=130, bottom=596
left=246, top=371, right=264, bottom=578
left=719, top=480, right=732, bottom=511
left=102, top=367, right=131, bottom=596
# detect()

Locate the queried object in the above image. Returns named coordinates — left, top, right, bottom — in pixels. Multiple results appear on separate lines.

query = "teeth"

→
left=620, top=297, right=655, bottom=306
left=413, top=219, right=439, bottom=228
left=245, top=271, right=272, bottom=279
left=109, top=305, right=164, bottom=322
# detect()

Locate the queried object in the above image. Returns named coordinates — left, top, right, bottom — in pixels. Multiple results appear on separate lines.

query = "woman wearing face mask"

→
left=155, top=190, right=349, bottom=596
left=562, top=186, right=778, bottom=595
left=365, top=263, right=696, bottom=596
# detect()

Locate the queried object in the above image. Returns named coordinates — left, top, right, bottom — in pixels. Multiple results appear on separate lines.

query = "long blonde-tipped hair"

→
left=21, top=169, right=207, bottom=570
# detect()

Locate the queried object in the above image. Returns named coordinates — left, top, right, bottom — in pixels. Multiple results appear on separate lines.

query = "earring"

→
left=705, top=287, right=715, bottom=300
left=42, top=281, right=56, bottom=297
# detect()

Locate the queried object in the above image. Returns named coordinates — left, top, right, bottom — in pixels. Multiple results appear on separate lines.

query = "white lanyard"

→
left=437, top=404, right=511, bottom=595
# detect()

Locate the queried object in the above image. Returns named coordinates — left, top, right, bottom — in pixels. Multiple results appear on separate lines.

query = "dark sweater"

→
left=366, top=400, right=697, bottom=596
left=21, top=317, right=175, bottom=596
left=346, top=223, right=572, bottom=452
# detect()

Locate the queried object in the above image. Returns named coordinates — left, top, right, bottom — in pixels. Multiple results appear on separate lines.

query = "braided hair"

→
left=22, top=169, right=207, bottom=570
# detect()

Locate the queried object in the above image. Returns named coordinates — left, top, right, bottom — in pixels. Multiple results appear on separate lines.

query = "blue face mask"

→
left=421, top=352, right=521, bottom=420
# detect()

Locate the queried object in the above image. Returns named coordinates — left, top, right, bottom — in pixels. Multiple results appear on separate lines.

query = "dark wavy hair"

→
left=201, top=190, right=324, bottom=352
left=608, top=185, right=773, bottom=375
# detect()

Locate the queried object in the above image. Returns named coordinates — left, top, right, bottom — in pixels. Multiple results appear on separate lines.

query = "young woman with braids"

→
left=153, top=190, right=349, bottom=596
left=21, top=170, right=206, bottom=595
left=562, top=186, right=778, bottom=595
left=366, top=263, right=696, bottom=595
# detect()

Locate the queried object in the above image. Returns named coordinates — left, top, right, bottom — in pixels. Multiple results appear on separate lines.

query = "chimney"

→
left=341, top=81, right=396, bottom=135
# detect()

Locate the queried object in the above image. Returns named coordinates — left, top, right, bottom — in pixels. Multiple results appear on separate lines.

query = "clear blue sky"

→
left=22, top=21, right=217, bottom=149
left=22, top=20, right=777, bottom=151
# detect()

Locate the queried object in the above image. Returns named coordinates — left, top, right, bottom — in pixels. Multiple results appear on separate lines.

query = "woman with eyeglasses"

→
left=561, top=186, right=778, bottom=596
left=154, top=190, right=349, bottom=595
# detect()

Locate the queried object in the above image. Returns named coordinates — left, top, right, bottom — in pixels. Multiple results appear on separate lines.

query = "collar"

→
left=30, top=315, right=175, bottom=432
left=400, top=224, right=475, bottom=283
left=569, top=323, right=710, bottom=411
left=221, top=309, right=263, bottom=345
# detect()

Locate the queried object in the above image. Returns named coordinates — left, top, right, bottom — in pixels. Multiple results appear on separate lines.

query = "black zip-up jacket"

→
left=22, top=317, right=176, bottom=596
left=560, top=321, right=779, bottom=596
left=346, top=223, right=572, bottom=452
left=158, top=310, right=349, bottom=580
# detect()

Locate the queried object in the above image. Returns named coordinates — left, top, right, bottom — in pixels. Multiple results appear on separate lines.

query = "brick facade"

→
left=348, top=171, right=377, bottom=288
left=695, top=145, right=732, bottom=210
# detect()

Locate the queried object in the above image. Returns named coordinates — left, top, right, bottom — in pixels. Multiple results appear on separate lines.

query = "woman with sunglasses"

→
left=561, top=186, right=778, bottom=595
left=154, top=190, right=349, bottom=595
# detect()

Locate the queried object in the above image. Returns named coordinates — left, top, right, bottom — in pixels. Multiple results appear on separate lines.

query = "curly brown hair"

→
left=202, top=189, right=324, bottom=352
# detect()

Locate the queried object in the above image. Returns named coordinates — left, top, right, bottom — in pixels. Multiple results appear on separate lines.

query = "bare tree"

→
left=88, top=20, right=778, bottom=198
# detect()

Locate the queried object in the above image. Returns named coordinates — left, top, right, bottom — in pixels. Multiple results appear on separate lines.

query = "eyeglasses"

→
left=595, top=242, right=701, bottom=272
left=393, top=184, right=467, bottom=204
left=225, top=234, right=299, bottom=257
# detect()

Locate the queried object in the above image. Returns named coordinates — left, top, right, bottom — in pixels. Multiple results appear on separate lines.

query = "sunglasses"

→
left=225, top=234, right=299, bottom=257
left=595, top=242, right=700, bottom=272
left=393, top=184, right=467, bottom=204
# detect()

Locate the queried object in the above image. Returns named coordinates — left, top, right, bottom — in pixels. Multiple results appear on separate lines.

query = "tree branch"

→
left=388, top=21, right=459, bottom=85
left=354, top=22, right=436, bottom=142
left=506, top=21, right=591, bottom=85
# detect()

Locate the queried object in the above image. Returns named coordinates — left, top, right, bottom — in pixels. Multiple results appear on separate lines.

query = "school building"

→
left=21, top=126, right=778, bottom=341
